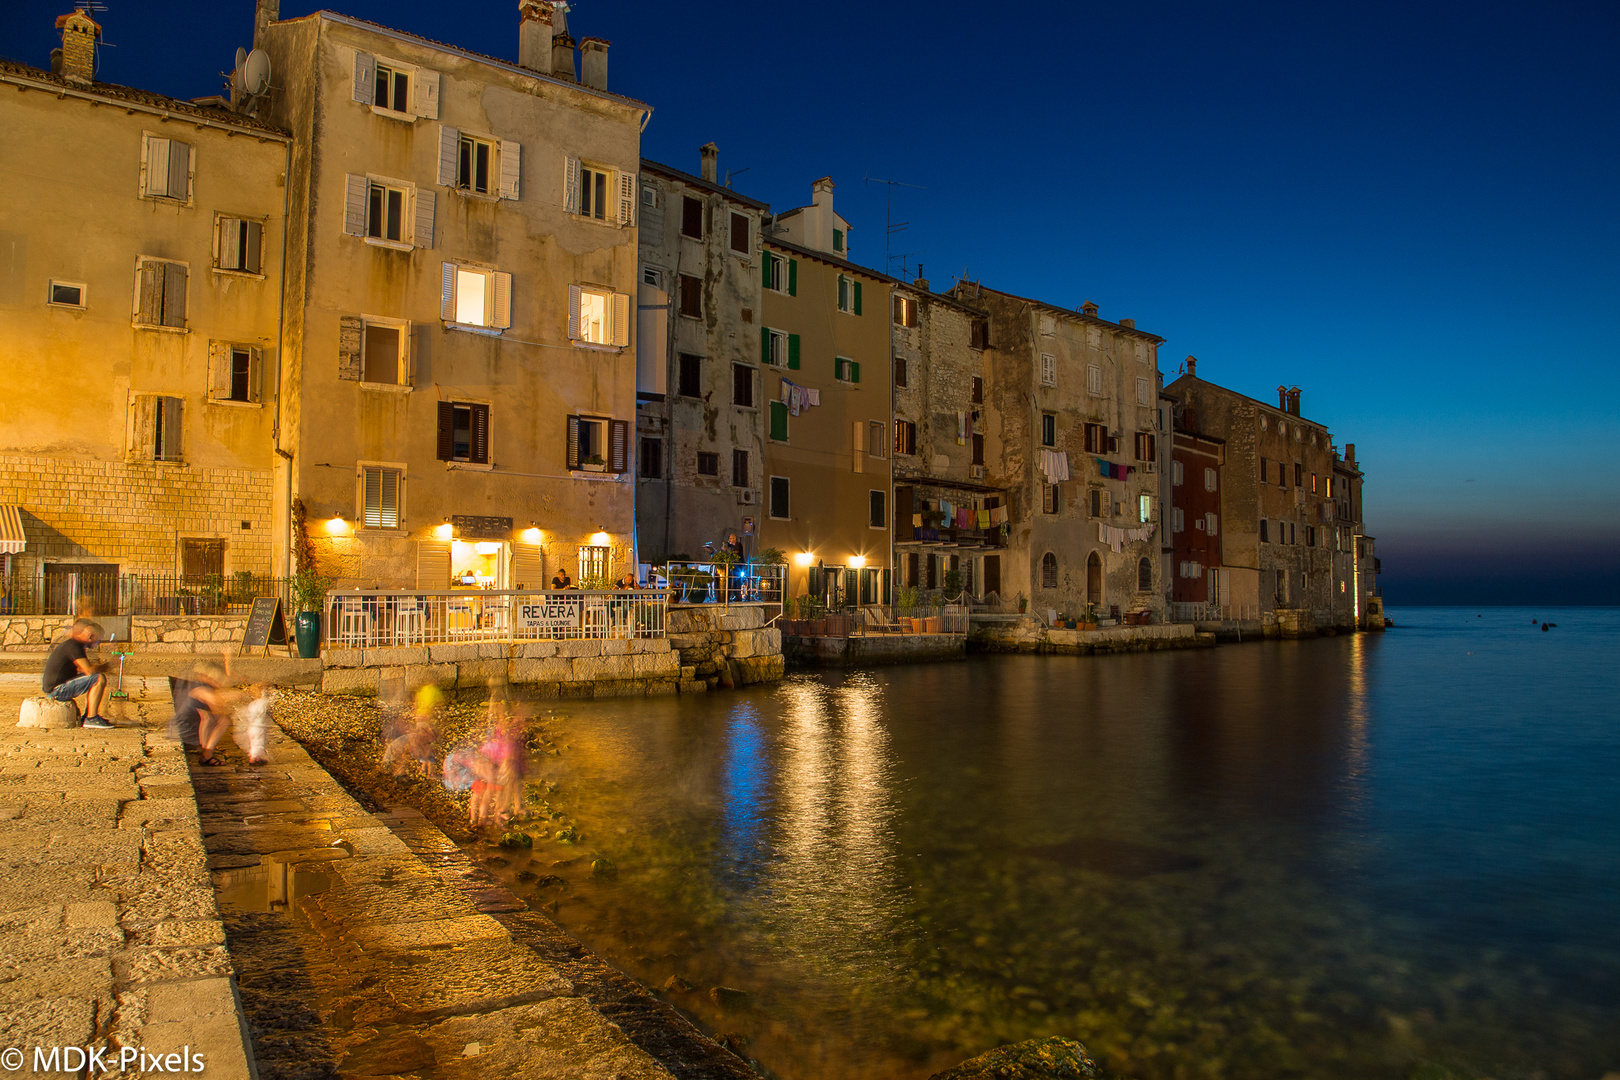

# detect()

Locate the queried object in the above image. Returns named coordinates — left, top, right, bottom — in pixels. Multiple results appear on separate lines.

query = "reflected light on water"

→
left=717, top=702, right=769, bottom=889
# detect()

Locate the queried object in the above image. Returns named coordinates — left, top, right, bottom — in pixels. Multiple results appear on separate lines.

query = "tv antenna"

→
left=865, top=174, right=925, bottom=276
left=724, top=166, right=750, bottom=189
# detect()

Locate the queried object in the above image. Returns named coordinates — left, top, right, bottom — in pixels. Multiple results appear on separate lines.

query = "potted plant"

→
left=290, top=568, right=333, bottom=658
left=943, top=568, right=963, bottom=599
left=1016, top=592, right=1028, bottom=614
left=581, top=454, right=606, bottom=473
left=1079, top=604, right=1099, bottom=631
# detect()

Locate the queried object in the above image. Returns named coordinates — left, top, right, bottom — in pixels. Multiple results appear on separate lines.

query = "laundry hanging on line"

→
left=1095, top=458, right=1133, bottom=481
left=1097, top=521, right=1156, bottom=554
left=1040, top=448, right=1071, bottom=482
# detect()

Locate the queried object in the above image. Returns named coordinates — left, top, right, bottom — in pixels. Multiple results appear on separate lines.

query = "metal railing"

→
left=1170, top=601, right=1261, bottom=623
left=783, top=603, right=970, bottom=638
left=661, top=562, right=785, bottom=606
left=0, top=571, right=293, bottom=617
left=322, top=588, right=668, bottom=646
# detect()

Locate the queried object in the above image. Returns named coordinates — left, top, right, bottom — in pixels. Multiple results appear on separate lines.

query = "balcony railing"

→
left=0, top=572, right=294, bottom=618
left=660, top=563, right=785, bottom=606
left=323, top=588, right=669, bottom=647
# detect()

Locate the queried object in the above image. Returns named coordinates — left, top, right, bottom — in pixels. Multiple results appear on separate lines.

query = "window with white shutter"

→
left=1204, top=467, right=1218, bottom=492
left=207, top=342, right=261, bottom=404
left=360, top=465, right=403, bottom=529
left=1086, top=364, right=1102, bottom=396
left=1040, top=353, right=1057, bottom=387
left=440, top=263, right=512, bottom=331
left=132, top=259, right=187, bottom=329
left=215, top=215, right=264, bottom=275
left=1136, top=376, right=1152, bottom=406
left=569, top=285, right=627, bottom=347
left=1173, top=507, right=1184, bottom=532
left=617, top=171, right=636, bottom=226
left=140, top=135, right=191, bottom=201
left=359, top=53, right=438, bottom=119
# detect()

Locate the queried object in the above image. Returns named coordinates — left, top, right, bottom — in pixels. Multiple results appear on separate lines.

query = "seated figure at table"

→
left=551, top=567, right=574, bottom=590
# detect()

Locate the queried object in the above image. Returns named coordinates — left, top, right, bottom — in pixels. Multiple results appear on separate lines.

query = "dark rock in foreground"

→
left=929, top=1037, right=1105, bottom=1080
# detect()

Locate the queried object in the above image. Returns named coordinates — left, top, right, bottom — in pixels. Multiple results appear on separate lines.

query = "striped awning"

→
left=0, top=505, right=25, bottom=554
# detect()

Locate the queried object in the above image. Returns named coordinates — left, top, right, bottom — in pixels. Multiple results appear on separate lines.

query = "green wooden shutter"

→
left=853, top=281, right=862, bottom=315
left=762, top=254, right=772, bottom=289
left=769, top=400, right=788, bottom=441
left=851, top=360, right=861, bottom=383
left=788, top=334, right=800, bottom=369
left=761, top=325, right=770, bottom=363
left=834, top=357, right=844, bottom=380
left=787, top=259, right=797, bottom=296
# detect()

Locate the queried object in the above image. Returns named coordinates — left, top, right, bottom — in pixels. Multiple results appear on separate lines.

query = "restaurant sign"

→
left=451, top=515, right=514, bottom=540
left=514, top=595, right=582, bottom=631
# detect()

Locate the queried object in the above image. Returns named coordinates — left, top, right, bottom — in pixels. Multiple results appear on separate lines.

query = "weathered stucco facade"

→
left=0, top=36, right=287, bottom=607
left=634, top=150, right=768, bottom=562
left=758, top=181, right=894, bottom=607
left=256, top=2, right=647, bottom=587
left=950, top=284, right=1167, bottom=620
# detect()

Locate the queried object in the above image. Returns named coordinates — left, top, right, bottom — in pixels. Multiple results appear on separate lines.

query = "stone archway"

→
left=1086, top=551, right=1102, bottom=606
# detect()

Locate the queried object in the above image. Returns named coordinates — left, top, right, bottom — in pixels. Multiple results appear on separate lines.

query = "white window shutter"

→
left=567, top=284, right=581, bottom=340
left=135, top=262, right=160, bottom=323
left=612, top=292, right=630, bottom=347
left=244, top=220, right=262, bottom=274
left=402, top=326, right=416, bottom=385
left=352, top=52, right=375, bottom=104
left=413, top=188, right=435, bottom=249
left=208, top=342, right=229, bottom=398
left=167, top=140, right=191, bottom=200
left=440, top=263, right=457, bottom=321
left=498, top=140, right=521, bottom=200
left=144, top=137, right=170, bottom=197
left=344, top=174, right=368, bottom=236
left=438, top=126, right=459, bottom=187
left=492, top=272, right=512, bottom=329
left=564, top=156, right=580, bottom=214
left=251, top=347, right=265, bottom=402
left=217, top=217, right=239, bottom=270
left=413, top=68, right=440, bottom=119
left=161, top=263, right=187, bottom=328
left=616, top=171, right=635, bottom=226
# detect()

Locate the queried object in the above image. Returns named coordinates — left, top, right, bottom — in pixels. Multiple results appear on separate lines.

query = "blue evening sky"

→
left=5, top=0, right=1616, bottom=603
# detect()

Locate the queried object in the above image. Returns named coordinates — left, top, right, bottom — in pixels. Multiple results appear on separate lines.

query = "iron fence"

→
left=660, top=562, right=785, bottom=606
left=1169, top=601, right=1261, bottom=623
left=323, top=588, right=668, bottom=646
left=0, top=571, right=293, bottom=617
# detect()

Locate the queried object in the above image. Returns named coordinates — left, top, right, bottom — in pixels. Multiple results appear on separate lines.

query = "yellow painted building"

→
left=0, top=15, right=289, bottom=611
left=759, top=179, right=894, bottom=606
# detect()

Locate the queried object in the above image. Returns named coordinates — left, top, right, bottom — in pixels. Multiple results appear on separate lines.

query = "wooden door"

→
left=1087, top=552, right=1103, bottom=605
left=983, top=555, right=1001, bottom=597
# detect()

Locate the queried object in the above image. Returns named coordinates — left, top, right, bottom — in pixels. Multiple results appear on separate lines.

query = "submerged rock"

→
left=929, top=1037, right=1105, bottom=1080
left=709, top=986, right=750, bottom=1010
left=662, top=975, right=693, bottom=993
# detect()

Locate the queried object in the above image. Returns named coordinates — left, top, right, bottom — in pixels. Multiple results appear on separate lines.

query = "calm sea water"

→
left=491, top=608, right=1620, bottom=1079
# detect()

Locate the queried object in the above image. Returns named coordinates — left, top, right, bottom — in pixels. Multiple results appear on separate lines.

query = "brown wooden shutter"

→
left=136, top=262, right=161, bottom=324
left=338, top=316, right=363, bottom=380
left=436, top=400, right=454, bottom=461
left=565, top=415, right=581, bottom=470
left=416, top=540, right=451, bottom=588
left=609, top=419, right=629, bottom=473
left=161, top=262, right=187, bottom=327
left=470, top=404, right=490, bottom=464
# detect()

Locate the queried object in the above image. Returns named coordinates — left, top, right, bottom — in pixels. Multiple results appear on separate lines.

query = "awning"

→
left=0, top=505, right=25, bottom=554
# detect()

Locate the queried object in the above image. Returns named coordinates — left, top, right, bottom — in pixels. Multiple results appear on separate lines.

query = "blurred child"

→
left=232, top=684, right=275, bottom=766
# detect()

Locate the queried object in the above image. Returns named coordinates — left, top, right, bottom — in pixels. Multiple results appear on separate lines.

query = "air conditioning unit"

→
left=737, top=489, right=758, bottom=505
left=1144, top=461, right=1158, bottom=474
left=969, top=465, right=986, bottom=480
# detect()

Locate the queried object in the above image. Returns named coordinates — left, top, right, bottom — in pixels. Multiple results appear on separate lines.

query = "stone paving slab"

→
left=0, top=672, right=257, bottom=1079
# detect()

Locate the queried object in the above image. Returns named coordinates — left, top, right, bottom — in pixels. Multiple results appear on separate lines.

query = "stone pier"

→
left=665, top=603, right=784, bottom=692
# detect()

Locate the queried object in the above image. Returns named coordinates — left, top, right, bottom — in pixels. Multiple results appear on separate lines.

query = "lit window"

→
left=361, top=466, right=402, bottom=528
left=1138, top=494, right=1154, bottom=523
left=569, top=286, right=628, bottom=347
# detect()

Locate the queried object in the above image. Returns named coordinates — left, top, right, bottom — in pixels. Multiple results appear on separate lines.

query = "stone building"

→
left=1331, top=443, right=1382, bottom=628
left=758, top=179, right=894, bottom=607
left=0, top=12, right=289, bottom=613
left=889, top=277, right=1004, bottom=596
left=633, top=147, right=769, bottom=563
left=253, top=0, right=647, bottom=588
left=946, top=284, right=1168, bottom=620
left=1169, top=422, right=1226, bottom=606
left=1166, top=362, right=1358, bottom=630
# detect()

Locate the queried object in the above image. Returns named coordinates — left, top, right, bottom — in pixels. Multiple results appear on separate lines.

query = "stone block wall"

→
left=970, top=619, right=1204, bottom=655
left=0, top=613, right=249, bottom=651
left=665, top=603, right=785, bottom=691
left=319, top=637, right=686, bottom=700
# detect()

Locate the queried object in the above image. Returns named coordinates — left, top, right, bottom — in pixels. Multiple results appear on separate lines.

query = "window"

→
left=1261, top=457, right=1271, bottom=482
left=1139, top=494, right=1154, bottom=523
left=732, top=364, right=754, bottom=408
left=130, top=395, right=184, bottom=462
left=1043, top=485, right=1059, bottom=515
left=642, top=265, right=663, bottom=287
left=216, top=217, right=264, bottom=274
left=208, top=343, right=259, bottom=403
left=436, top=401, right=490, bottom=464
left=970, top=319, right=990, bottom=350
left=48, top=280, right=86, bottom=308
left=344, top=174, right=431, bottom=248
left=565, top=415, right=629, bottom=472
left=894, top=355, right=908, bottom=388
left=730, top=212, right=749, bottom=254
left=837, top=274, right=863, bottom=314
left=679, top=274, right=703, bottom=319
left=642, top=184, right=658, bottom=209
left=579, top=163, right=612, bottom=220
left=833, top=228, right=845, bottom=253
left=1084, top=422, right=1108, bottom=454
left=1306, top=525, right=1317, bottom=547
left=1041, top=552, right=1058, bottom=589
left=1295, top=463, right=1303, bottom=487
left=1090, top=489, right=1106, bottom=518
left=181, top=538, right=225, bottom=582
left=834, top=357, right=861, bottom=383
left=761, top=328, right=796, bottom=368
left=639, top=438, right=662, bottom=479
left=1134, top=432, right=1156, bottom=460
left=133, top=259, right=187, bottom=329
left=564, top=158, right=631, bottom=224
left=1173, top=507, right=1184, bottom=532
left=457, top=134, right=494, bottom=194
left=732, top=449, right=749, bottom=488
left=1040, top=353, right=1057, bottom=387
left=769, top=401, right=789, bottom=442
left=762, top=252, right=796, bottom=295
left=373, top=61, right=412, bottom=112
left=366, top=180, right=409, bottom=243
left=141, top=135, right=191, bottom=201
left=697, top=451, right=720, bottom=476
left=972, top=433, right=984, bottom=465
left=1260, top=519, right=1270, bottom=543
left=869, top=489, right=886, bottom=529
left=1207, top=513, right=1218, bottom=536
left=441, top=264, right=513, bottom=330
left=869, top=421, right=887, bottom=459
left=1205, top=467, right=1218, bottom=492
left=1134, top=341, right=1148, bottom=364
left=362, top=321, right=406, bottom=384
left=1279, top=461, right=1288, bottom=488
left=568, top=285, right=630, bottom=347
left=678, top=353, right=702, bottom=397
left=769, top=476, right=790, bottom=519
left=361, top=466, right=402, bottom=528
left=1041, top=413, right=1056, bottom=448
left=1311, top=473, right=1319, bottom=494
left=892, top=295, right=918, bottom=327
left=579, top=545, right=610, bottom=583
left=1039, top=314, right=1056, bottom=337
left=1136, top=377, right=1152, bottom=406
left=1087, top=364, right=1102, bottom=396
left=894, top=419, right=917, bottom=456
left=681, top=195, right=704, bottom=238
left=972, top=376, right=984, bottom=404
left=1172, top=460, right=1184, bottom=485
left=1138, top=558, right=1153, bottom=591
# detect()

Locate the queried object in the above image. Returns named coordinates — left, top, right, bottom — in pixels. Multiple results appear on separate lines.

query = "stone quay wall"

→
left=971, top=619, right=1210, bottom=655
left=785, top=632, right=967, bottom=667
left=320, top=639, right=686, bottom=700
left=0, top=614, right=249, bottom=651
left=665, top=603, right=784, bottom=692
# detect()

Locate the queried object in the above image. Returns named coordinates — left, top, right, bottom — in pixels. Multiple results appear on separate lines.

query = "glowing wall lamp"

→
left=848, top=554, right=867, bottom=569
left=521, top=527, right=542, bottom=544
left=590, top=531, right=612, bottom=546
left=793, top=552, right=815, bottom=567
left=324, top=514, right=349, bottom=536
left=434, top=521, right=453, bottom=540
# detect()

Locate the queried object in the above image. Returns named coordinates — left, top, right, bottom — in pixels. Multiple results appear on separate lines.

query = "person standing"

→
left=42, top=619, right=114, bottom=728
left=723, top=532, right=745, bottom=601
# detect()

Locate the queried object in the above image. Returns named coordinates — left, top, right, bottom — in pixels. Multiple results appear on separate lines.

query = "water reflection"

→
left=717, top=702, right=769, bottom=890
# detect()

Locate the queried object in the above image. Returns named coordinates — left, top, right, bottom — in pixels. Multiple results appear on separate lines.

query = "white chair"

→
left=393, top=597, right=426, bottom=645
left=336, top=596, right=373, bottom=645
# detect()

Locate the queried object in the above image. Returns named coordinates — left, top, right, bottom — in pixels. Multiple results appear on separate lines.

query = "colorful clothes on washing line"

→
left=1094, top=458, right=1134, bottom=481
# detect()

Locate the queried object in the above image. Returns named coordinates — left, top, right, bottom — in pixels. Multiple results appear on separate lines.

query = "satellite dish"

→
left=242, top=48, right=271, bottom=97
left=235, top=46, right=248, bottom=72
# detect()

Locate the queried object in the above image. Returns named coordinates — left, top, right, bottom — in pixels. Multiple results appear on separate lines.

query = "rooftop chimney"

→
left=1185, top=356, right=1197, bottom=378
left=255, top=0, right=280, bottom=49
left=579, top=36, right=608, bottom=90
left=551, top=4, right=575, bottom=82
left=699, top=142, right=718, bottom=183
left=1345, top=443, right=1356, bottom=467
left=1278, top=385, right=1289, bottom=411
left=1081, top=301, right=1099, bottom=317
left=1119, top=317, right=1135, bottom=329
left=518, top=0, right=554, bottom=74
left=55, top=9, right=99, bottom=85
left=1287, top=386, right=1301, bottom=416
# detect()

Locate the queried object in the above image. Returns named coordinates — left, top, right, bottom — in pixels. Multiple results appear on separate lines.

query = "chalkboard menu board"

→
left=242, top=597, right=288, bottom=651
left=451, top=515, right=514, bottom=540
